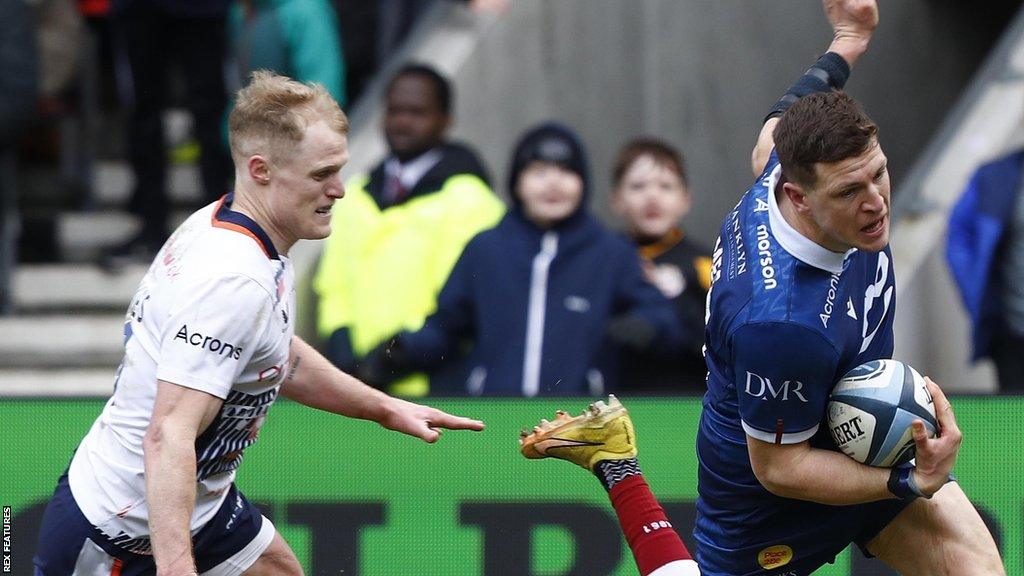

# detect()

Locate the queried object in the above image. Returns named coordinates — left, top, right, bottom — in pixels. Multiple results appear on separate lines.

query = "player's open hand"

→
left=911, top=377, right=963, bottom=496
left=378, top=396, right=485, bottom=443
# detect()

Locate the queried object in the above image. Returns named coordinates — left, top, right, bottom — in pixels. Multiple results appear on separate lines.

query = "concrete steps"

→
left=0, top=127, right=200, bottom=395
left=12, top=263, right=145, bottom=312
left=57, top=209, right=191, bottom=263
left=0, top=369, right=115, bottom=397
left=0, top=314, right=125, bottom=369
left=90, top=160, right=204, bottom=208
left=0, top=154, right=199, bottom=396
left=53, top=159, right=203, bottom=263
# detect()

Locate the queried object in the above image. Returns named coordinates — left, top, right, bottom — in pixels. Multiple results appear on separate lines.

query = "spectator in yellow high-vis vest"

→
left=313, top=64, right=504, bottom=396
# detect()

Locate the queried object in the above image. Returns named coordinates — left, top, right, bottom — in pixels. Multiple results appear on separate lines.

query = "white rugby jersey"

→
left=68, top=194, right=295, bottom=552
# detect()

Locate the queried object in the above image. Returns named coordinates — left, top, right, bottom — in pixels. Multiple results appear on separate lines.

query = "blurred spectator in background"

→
left=947, top=148, right=1024, bottom=392
left=313, top=64, right=503, bottom=397
left=332, top=0, right=378, bottom=104
left=363, top=122, right=681, bottom=396
left=229, top=0, right=346, bottom=106
left=0, top=0, right=40, bottom=313
left=102, top=0, right=233, bottom=269
left=611, top=139, right=710, bottom=394
left=38, top=0, right=85, bottom=103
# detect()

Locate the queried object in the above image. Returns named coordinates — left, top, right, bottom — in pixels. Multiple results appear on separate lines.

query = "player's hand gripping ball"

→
left=828, top=359, right=938, bottom=467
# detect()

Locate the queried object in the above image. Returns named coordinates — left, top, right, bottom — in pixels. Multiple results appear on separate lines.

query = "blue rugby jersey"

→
left=695, top=152, right=896, bottom=548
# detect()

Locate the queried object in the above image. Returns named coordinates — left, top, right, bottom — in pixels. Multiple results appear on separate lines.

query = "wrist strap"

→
left=764, top=52, right=851, bottom=122
left=888, top=465, right=928, bottom=501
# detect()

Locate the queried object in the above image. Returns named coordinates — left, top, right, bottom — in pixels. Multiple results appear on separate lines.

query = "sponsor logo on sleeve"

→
left=757, top=545, right=794, bottom=569
left=744, top=371, right=808, bottom=402
left=174, top=324, right=243, bottom=359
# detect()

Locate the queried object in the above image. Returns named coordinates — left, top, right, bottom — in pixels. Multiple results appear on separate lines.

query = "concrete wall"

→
left=299, top=0, right=1021, bottom=393
left=889, top=17, right=1024, bottom=393
left=442, top=0, right=1012, bottom=245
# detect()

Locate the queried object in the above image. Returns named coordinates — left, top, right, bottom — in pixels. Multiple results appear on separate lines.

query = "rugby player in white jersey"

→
left=33, top=71, right=485, bottom=576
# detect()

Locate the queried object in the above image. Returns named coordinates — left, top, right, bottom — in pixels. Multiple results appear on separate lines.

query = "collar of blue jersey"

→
left=214, top=193, right=280, bottom=260
left=765, top=164, right=854, bottom=274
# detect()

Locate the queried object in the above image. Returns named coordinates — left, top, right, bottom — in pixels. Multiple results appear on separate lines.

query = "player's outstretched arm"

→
left=143, top=381, right=224, bottom=576
left=281, top=336, right=484, bottom=441
left=750, top=0, right=879, bottom=176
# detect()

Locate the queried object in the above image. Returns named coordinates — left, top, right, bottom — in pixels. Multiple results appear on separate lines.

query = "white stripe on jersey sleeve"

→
left=741, top=420, right=819, bottom=445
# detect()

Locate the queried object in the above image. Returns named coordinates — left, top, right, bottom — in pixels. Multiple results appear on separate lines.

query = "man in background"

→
left=947, top=148, right=1024, bottom=392
left=313, top=63, right=503, bottom=397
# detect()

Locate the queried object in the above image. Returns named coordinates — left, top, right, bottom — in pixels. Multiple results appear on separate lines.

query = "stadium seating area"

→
left=3, top=1, right=1022, bottom=398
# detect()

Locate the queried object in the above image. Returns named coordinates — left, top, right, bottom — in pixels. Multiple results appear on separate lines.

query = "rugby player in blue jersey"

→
left=693, top=0, right=1004, bottom=574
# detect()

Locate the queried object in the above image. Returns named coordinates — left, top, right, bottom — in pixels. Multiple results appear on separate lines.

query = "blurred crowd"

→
left=1, top=0, right=1020, bottom=395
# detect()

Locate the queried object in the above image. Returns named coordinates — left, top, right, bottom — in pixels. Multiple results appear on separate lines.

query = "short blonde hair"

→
left=228, top=70, right=349, bottom=163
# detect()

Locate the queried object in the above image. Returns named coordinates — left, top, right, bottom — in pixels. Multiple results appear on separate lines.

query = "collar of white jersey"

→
left=765, top=163, right=855, bottom=274
left=212, top=193, right=280, bottom=260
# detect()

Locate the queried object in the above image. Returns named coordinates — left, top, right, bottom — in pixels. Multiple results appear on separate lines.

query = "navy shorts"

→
left=695, top=493, right=911, bottom=576
left=33, top=473, right=275, bottom=576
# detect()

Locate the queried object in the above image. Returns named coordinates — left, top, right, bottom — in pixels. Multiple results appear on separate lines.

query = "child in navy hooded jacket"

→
left=366, top=123, right=682, bottom=396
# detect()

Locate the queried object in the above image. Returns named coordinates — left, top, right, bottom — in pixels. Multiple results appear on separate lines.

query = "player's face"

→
left=517, top=161, right=584, bottom=229
left=384, top=75, right=449, bottom=162
left=267, top=120, right=348, bottom=248
left=612, top=155, right=691, bottom=240
left=804, top=139, right=890, bottom=253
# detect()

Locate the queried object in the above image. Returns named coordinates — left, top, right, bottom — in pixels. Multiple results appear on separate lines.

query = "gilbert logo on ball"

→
left=827, top=359, right=938, bottom=467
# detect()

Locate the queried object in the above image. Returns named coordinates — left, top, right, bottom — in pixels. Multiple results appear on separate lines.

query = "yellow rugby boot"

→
left=519, top=395, right=637, bottom=472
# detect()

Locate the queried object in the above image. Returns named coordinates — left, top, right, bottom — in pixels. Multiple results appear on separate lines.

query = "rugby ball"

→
left=827, top=359, right=937, bottom=467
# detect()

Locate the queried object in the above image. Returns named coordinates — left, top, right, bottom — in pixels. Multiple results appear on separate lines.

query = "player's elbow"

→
left=142, top=423, right=165, bottom=456
left=749, top=445, right=808, bottom=499
left=751, top=146, right=767, bottom=178
left=751, top=119, right=779, bottom=177
left=142, top=421, right=179, bottom=457
left=750, top=458, right=794, bottom=497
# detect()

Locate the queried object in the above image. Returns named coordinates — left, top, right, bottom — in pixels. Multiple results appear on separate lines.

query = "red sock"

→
left=608, top=475, right=692, bottom=576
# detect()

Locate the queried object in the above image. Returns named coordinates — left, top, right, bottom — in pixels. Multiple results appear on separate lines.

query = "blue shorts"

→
left=33, top=473, right=275, bottom=576
left=694, top=492, right=910, bottom=576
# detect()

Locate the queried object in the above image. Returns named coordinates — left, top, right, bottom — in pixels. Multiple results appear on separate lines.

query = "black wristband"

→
left=764, top=52, right=852, bottom=122
left=887, top=466, right=927, bottom=501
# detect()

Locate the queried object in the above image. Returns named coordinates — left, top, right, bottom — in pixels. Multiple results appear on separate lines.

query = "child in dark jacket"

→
left=362, top=123, right=681, bottom=396
left=610, top=138, right=712, bottom=394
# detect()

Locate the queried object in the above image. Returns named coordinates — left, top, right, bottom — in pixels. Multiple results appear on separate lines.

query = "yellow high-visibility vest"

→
left=313, top=172, right=505, bottom=396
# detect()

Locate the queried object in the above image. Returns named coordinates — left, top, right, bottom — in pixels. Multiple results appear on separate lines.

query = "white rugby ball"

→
left=827, top=359, right=937, bottom=467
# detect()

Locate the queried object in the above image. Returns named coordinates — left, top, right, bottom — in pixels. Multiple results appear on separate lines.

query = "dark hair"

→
left=612, top=138, right=687, bottom=187
left=772, top=91, right=877, bottom=188
left=388, top=63, right=452, bottom=114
